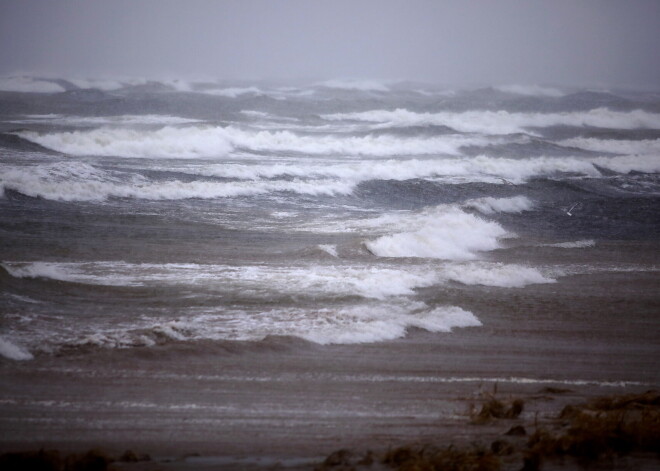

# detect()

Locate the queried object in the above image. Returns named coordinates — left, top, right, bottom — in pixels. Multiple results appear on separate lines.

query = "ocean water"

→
left=0, top=79, right=659, bottom=456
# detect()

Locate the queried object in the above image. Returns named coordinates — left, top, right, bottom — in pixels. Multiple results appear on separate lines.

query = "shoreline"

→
left=2, top=388, right=658, bottom=470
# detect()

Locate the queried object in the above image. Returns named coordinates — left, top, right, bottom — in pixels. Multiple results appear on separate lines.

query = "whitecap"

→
left=322, top=108, right=660, bottom=134
left=0, top=336, right=33, bottom=361
left=463, top=196, right=534, bottom=215
left=364, top=207, right=509, bottom=260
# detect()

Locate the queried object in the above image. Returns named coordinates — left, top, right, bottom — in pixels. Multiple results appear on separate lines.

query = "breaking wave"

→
left=1, top=261, right=439, bottom=300
left=2, top=152, right=657, bottom=203
left=0, top=76, right=65, bottom=93
left=364, top=206, right=510, bottom=260
left=16, top=126, right=483, bottom=158
left=559, top=137, right=660, bottom=156
left=201, top=86, right=263, bottom=98
left=0, top=162, right=354, bottom=201
left=543, top=240, right=596, bottom=249
left=45, top=302, right=481, bottom=350
left=322, top=108, right=660, bottom=134
left=463, top=196, right=534, bottom=214
left=190, top=155, right=658, bottom=184
left=8, top=114, right=202, bottom=126
left=0, top=336, right=33, bottom=361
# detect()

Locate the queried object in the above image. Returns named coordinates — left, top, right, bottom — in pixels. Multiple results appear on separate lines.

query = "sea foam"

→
left=322, top=108, right=660, bottom=134
left=559, top=137, right=660, bottom=156
left=0, top=162, right=354, bottom=202
left=364, top=206, right=509, bottom=260
left=1, top=261, right=438, bottom=300
left=544, top=240, right=596, bottom=249
left=463, top=196, right=534, bottom=214
left=71, top=302, right=481, bottom=347
left=439, top=262, right=554, bottom=287
left=16, top=125, right=481, bottom=158
left=0, top=336, right=33, bottom=361
left=0, top=76, right=65, bottom=93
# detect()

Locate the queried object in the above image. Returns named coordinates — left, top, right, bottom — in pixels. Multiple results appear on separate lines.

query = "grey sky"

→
left=1, top=0, right=659, bottom=88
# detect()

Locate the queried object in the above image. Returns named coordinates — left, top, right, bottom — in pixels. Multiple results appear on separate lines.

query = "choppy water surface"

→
left=1, top=79, right=659, bottom=361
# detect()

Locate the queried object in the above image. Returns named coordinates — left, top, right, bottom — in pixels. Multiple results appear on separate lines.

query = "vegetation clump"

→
left=525, top=390, right=660, bottom=468
left=471, top=396, right=525, bottom=423
left=317, top=390, right=660, bottom=471
left=382, top=444, right=501, bottom=471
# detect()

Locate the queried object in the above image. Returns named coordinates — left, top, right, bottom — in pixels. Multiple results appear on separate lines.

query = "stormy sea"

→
left=1, top=77, right=659, bottom=468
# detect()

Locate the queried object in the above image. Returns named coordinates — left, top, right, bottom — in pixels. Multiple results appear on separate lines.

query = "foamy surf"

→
left=0, top=336, right=33, bottom=361
left=0, top=162, right=355, bottom=202
left=463, top=196, right=534, bottom=215
left=543, top=240, right=596, bottom=249
left=1, top=261, right=439, bottom=299
left=9, top=114, right=202, bottom=126
left=363, top=206, right=509, bottom=260
left=438, top=262, right=555, bottom=287
left=15, top=125, right=484, bottom=158
left=322, top=108, right=660, bottom=134
left=559, top=137, right=660, bottom=156
left=47, top=301, right=482, bottom=351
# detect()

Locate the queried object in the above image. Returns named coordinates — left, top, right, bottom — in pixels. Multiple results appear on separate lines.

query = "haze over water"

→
left=0, top=1, right=658, bottom=466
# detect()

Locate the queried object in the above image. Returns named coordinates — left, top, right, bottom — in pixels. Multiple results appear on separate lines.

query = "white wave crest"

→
left=202, top=86, right=263, bottom=97
left=317, top=244, right=339, bottom=257
left=0, top=76, right=65, bottom=93
left=560, top=137, right=660, bottom=156
left=543, top=240, right=596, bottom=249
left=364, top=206, right=509, bottom=260
left=9, top=114, right=201, bottom=126
left=17, top=127, right=234, bottom=158
left=439, top=262, right=554, bottom=287
left=297, top=304, right=480, bottom=344
left=592, top=155, right=660, bottom=174
left=1, top=261, right=438, bottom=300
left=188, top=154, right=644, bottom=187
left=463, top=196, right=534, bottom=215
left=16, top=125, right=480, bottom=158
left=0, top=336, right=33, bottom=361
left=66, top=78, right=128, bottom=91
left=322, top=108, right=660, bottom=134
left=75, top=302, right=480, bottom=347
left=0, top=162, right=354, bottom=202
left=495, top=84, right=565, bottom=97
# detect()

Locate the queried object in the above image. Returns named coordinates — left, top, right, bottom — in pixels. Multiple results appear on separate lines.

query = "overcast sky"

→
left=1, top=0, right=658, bottom=88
